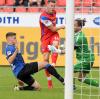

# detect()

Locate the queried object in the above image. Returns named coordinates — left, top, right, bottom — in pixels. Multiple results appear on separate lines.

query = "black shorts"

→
left=17, top=62, right=38, bottom=86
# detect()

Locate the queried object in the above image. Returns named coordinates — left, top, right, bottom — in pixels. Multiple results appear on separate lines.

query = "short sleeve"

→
left=40, top=16, right=52, bottom=27
left=6, top=46, right=15, bottom=59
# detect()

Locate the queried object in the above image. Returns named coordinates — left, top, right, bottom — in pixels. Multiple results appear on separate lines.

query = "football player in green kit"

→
left=48, top=18, right=99, bottom=88
left=73, top=18, right=99, bottom=88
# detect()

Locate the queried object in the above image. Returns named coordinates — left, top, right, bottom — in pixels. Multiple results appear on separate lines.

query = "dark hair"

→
left=48, top=0, right=56, bottom=3
left=75, top=18, right=86, bottom=28
left=6, top=32, right=16, bottom=38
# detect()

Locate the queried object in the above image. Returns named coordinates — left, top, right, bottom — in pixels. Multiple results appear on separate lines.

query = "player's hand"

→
left=61, top=25, right=65, bottom=29
left=15, top=41, right=19, bottom=51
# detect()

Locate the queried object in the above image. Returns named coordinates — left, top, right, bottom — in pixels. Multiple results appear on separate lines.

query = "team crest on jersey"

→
left=7, top=51, right=11, bottom=56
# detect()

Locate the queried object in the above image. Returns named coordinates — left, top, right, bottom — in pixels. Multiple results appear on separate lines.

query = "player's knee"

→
left=31, top=80, right=41, bottom=91
left=18, top=80, right=24, bottom=87
left=44, top=58, right=49, bottom=62
left=78, top=72, right=87, bottom=82
left=43, top=53, right=49, bottom=62
left=52, top=41, right=59, bottom=47
left=78, top=77, right=86, bottom=82
left=78, top=78, right=83, bottom=82
left=45, top=64, right=52, bottom=69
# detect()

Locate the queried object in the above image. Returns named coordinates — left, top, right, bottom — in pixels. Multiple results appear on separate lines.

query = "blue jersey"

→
left=5, top=44, right=25, bottom=77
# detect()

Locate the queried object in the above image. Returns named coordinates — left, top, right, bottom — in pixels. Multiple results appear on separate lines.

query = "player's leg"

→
left=50, top=33, right=60, bottom=66
left=51, top=41, right=58, bottom=66
left=16, top=61, right=64, bottom=91
left=38, top=62, right=64, bottom=85
left=16, top=75, right=41, bottom=91
left=41, top=39, right=53, bottom=89
left=78, top=72, right=99, bottom=87
left=16, top=62, right=41, bottom=91
left=45, top=34, right=60, bottom=87
left=17, top=79, right=40, bottom=90
left=43, top=52, right=53, bottom=88
left=17, top=79, right=24, bottom=87
left=75, top=62, right=99, bottom=87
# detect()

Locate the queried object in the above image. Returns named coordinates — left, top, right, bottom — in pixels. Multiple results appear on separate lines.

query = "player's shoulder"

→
left=80, top=31, right=85, bottom=37
left=6, top=44, right=15, bottom=51
left=40, top=11, right=49, bottom=19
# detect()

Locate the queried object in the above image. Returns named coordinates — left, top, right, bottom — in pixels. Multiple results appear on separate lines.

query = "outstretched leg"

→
left=78, top=72, right=99, bottom=87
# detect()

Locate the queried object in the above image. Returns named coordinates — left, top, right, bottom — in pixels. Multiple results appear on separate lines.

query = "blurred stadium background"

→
left=0, top=0, right=99, bottom=13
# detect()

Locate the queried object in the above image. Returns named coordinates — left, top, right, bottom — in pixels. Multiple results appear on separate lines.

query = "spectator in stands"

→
left=40, top=0, right=45, bottom=6
left=29, top=0, right=45, bottom=6
left=15, top=0, right=29, bottom=6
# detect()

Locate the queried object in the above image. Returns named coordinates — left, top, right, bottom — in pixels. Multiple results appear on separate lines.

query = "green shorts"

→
left=74, top=61, right=94, bottom=73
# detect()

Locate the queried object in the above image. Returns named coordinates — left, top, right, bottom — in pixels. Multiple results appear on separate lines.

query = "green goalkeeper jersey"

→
left=74, top=31, right=94, bottom=62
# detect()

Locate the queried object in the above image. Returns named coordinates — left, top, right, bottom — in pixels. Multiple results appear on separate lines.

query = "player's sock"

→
left=45, top=64, right=64, bottom=85
left=81, top=77, right=99, bottom=87
left=45, top=69, right=53, bottom=89
left=73, top=78, right=76, bottom=90
left=19, top=86, right=35, bottom=90
left=51, top=52, right=58, bottom=66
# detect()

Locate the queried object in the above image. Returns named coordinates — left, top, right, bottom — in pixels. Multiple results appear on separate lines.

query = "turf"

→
left=74, top=68, right=100, bottom=99
left=0, top=67, right=100, bottom=99
left=0, top=67, right=64, bottom=99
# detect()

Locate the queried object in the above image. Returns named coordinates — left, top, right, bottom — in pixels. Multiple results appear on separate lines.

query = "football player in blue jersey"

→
left=5, top=32, right=64, bottom=91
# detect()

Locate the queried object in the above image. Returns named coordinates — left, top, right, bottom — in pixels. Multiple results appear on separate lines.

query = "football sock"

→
left=19, top=86, right=35, bottom=90
left=46, top=64, right=64, bottom=84
left=45, top=69, right=53, bottom=88
left=73, top=78, right=76, bottom=90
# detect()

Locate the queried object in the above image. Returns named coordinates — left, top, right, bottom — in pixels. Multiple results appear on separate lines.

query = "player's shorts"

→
left=74, top=61, right=94, bottom=73
left=17, top=62, right=38, bottom=86
left=41, top=33, right=60, bottom=53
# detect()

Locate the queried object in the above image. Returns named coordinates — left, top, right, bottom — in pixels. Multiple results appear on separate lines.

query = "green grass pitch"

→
left=0, top=67, right=100, bottom=99
left=0, top=67, right=64, bottom=99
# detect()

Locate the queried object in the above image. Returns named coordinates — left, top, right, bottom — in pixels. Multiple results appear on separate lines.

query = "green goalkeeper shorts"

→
left=74, top=61, right=94, bottom=73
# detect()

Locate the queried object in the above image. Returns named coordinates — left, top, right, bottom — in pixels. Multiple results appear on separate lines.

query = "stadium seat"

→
left=75, top=7, right=91, bottom=13
left=6, top=0, right=15, bottom=6
left=94, top=0, right=100, bottom=6
left=27, top=8, right=39, bottom=12
left=55, top=8, right=65, bottom=13
left=92, top=7, right=100, bottom=13
left=40, top=8, right=45, bottom=12
left=3, top=8, right=13, bottom=12
left=57, top=0, right=66, bottom=6
left=80, top=7, right=91, bottom=13
left=15, top=7, right=26, bottom=12
left=75, top=0, right=81, bottom=7
left=45, top=0, right=48, bottom=5
left=82, top=0, right=93, bottom=6
left=0, top=8, right=4, bottom=12
left=0, top=0, right=5, bottom=6
left=75, top=8, right=81, bottom=13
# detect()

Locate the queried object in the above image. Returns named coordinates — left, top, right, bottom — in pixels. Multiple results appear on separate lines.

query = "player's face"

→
left=7, top=36, right=17, bottom=44
left=47, top=2, right=56, bottom=14
left=74, top=21, right=81, bottom=33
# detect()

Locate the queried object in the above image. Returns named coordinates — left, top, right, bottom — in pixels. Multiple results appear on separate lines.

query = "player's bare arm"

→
left=48, top=24, right=65, bottom=32
left=8, top=48, right=18, bottom=64
left=7, top=41, right=19, bottom=64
